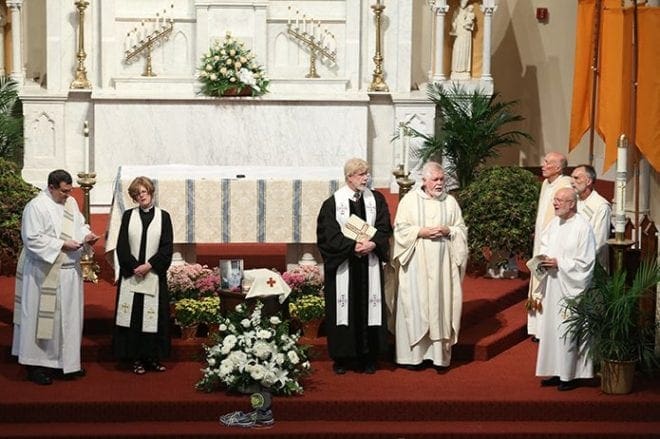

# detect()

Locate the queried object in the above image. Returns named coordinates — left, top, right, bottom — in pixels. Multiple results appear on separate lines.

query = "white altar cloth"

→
left=104, top=165, right=342, bottom=253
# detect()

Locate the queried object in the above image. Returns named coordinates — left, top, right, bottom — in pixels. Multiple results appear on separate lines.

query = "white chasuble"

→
left=333, top=186, right=381, bottom=326
left=116, top=208, right=162, bottom=333
left=393, top=188, right=467, bottom=367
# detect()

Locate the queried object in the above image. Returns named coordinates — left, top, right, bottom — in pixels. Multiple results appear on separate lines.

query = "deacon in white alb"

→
left=527, top=152, right=572, bottom=338
left=12, top=169, right=99, bottom=385
left=571, top=164, right=611, bottom=270
left=535, top=187, right=596, bottom=391
left=393, top=162, right=468, bottom=369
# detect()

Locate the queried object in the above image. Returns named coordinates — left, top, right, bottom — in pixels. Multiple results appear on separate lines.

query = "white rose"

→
left=287, top=350, right=300, bottom=365
left=240, top=56, right=247, bottom=63
left=213, top=55, right=220, bottom=62
left=230, top=77, right=236, bottom=82
left=219, top=324, right=227, bottom=331
left=256, top=329, right=272, bottom=340
left=208, top=358, right=216, bottom=367
left=209, top=73, right=217, bottom=81
left=226, top=58, right=233, bottom=65
left=221, top=49, right=226, bottom=56
left=241, top=319, right=251, bottom=328
left=270, top=316, right=281, bottom=325
left=235, top=62, right=242, bottom=70
left=205, top=64, right=213, bottom=71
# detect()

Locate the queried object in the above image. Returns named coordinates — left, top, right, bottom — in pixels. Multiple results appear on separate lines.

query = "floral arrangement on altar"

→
left=198, top=296, right=221, bottom=325
left=174, top=298, right=203, bottom=327
left=289, top=294, right=325, bottom=323
left=196, top=302, right=311, bottom=396
left=167, top=263, right=221, bottom=302
left=198, top=31, right=269, bottom=97
left=282, top=264, right=324, bottom=301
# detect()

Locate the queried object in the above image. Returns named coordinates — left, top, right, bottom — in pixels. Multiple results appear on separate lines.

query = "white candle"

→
left=403, top=134, right=410, bottom=175
left=302, top=15, right=307, bottom=34
left=287, top=6, right=291, bottom=26
left=614, top=135, right=627, bottom=234
left=83, top=121, right=90, bottom=174
left=295, top=10, right=299, bottom=30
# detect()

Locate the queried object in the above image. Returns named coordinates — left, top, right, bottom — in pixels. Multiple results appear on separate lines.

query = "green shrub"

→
left=458, top=166, right=539, bottom=270
left=0, top=76, right=24, bottom=166
left=0, top=158, right=38, bottom=275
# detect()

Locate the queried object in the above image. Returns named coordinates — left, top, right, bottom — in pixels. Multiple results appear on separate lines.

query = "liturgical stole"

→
left=14, top=196, right=76, bottom=340
left=115, top=207, right=161, bottom=333
left=333, top=186, right=381, bottom=327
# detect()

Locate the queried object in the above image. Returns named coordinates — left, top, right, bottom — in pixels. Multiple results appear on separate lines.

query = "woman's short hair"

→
left=127, top=176, right=155, bottom=201
left=344, top=158, right=369, bottom=180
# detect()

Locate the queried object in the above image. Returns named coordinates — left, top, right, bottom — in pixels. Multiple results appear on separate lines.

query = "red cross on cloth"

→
left=266, top=277, right=276, bottom=287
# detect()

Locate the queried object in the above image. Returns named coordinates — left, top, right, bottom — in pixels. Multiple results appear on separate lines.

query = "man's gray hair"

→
left=344, top=158, right=369, bottom=180
left=421, top=161, right=444, bottom=179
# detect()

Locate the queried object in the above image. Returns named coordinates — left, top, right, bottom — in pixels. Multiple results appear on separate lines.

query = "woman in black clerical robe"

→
left=113, top=176, right=173, bottom=375
left=316, top=158, right=392, bottom=374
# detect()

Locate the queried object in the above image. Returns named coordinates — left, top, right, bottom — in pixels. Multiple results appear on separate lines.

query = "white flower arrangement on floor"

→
left=198, top=31, right=269, bottom=97
left=196, top=302, right=311, bottom=395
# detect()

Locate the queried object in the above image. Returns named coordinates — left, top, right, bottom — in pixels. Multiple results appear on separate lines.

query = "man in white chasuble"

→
left=316, top=158, right=392, bottom=375
left=393, top=162, right=468, bottom=369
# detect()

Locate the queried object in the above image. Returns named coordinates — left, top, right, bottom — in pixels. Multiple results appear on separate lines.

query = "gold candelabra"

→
left=287, top=7, right=336, bottom=78
left=368, top=0, right=389, bottom=92
left=70, top=1, right=92, bottom=89
left=77, top=171, right=100, bottom=283
left=393, top=165, right=415, bottom=199
left=124, top=6, right=175, bottom=77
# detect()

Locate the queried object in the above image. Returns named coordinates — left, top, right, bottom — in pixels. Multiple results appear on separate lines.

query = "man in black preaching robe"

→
left=316, top=158, right=392, bottom=374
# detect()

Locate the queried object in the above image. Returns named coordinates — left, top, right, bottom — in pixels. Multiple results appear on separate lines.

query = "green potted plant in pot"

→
left=563, top=260, right=660, bottom=394
left=197, top=296, right=221, bottom=338
left=174, top=298, right=203, bottom=339
left=289, top=294, right=325, bottom=339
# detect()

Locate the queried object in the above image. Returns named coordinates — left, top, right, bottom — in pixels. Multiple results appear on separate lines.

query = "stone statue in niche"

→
left=450, top=0, right=475, bottom=80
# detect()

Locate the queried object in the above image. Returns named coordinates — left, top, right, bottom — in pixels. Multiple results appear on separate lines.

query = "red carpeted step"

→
left=3, top=420, right=660, bottom=438
left=454, top=298, right=529, bottom=361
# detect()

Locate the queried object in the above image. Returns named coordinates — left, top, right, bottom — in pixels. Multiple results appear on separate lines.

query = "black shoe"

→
left=363, top=362, right=377, bottom=375
left=332, top=361, right=346, bottom=375
left=27, top=366, right=53, bottom=386
left=531, top=336, right=540, bottom=343
left=400, top=363, right=423, bottom=371
left=540, top=376, right=561, bottom=387
left=558, top=380, right=578, bottom=391
left=55, top=368, right=87, bottom=380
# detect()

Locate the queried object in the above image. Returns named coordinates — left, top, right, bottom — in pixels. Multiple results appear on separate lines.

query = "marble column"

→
left=6, top=0, right=23, bottom=85
left=0, top=11, right=6, bottom=76
left=429, top=0, right=449, bottom=83
left=480, top=0, right=497, bottom=82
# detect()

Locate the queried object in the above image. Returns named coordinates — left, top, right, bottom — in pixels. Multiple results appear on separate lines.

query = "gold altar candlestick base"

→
left=368, top=2, right=389, bottom=93
left=70, top=1, right=92, bottom=89
left=77, top=172, right=100, bottom=283
left=142, top=44, right=155, bottom=77
left=607, top=233, right=635, bottom=274
left=393, top=165, right=414, bottom=199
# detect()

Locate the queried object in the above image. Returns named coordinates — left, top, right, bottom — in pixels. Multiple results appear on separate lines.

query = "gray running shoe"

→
left=219, top=409, right=274, bottom=428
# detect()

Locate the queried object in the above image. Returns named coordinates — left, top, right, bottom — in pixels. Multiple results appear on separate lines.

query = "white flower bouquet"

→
left=196, top=302, right=311, bottom=395
left=198, top=31, right=269, bottom=97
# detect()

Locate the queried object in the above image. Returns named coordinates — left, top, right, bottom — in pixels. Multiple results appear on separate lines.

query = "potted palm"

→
left=563, top=260, right=660, bottom=394
left=410, top=83, right=532, bottom=189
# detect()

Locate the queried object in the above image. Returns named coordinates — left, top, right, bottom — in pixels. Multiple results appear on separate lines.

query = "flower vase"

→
left=236, top=382, right=262, bottom=394
left=180, top=324, right=199, bottom=340
left=222, top=87, right=252, bottom=97
left=301, top=319, right=322, bottom=340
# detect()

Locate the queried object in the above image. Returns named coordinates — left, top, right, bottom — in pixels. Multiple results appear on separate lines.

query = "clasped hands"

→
left=419, top=225, right=450, bottom=240
left=354, top=239, right=376, bottom=257
left=62, top=233, right=100, bottom=252
left=538, top=256, right=558, bottom=271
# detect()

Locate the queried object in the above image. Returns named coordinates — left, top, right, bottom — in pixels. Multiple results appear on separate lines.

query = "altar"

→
left=104, top=165, right=342, bottom=256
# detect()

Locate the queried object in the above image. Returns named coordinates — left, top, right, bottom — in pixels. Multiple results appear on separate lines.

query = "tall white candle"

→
left=614, top=135, right=627, bottom=234
left=403, top=134, right=410, bottom=175
left=83, top=121, right=90, bottom=174
left=295, top=10, right=299, bottom=30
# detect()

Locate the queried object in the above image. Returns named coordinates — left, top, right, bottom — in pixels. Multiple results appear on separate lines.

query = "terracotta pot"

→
left=301, top=319, right=322, bottom=339
left=180, top=324, right=199, bottom=340
left=601, top=359, right=636, bottom=394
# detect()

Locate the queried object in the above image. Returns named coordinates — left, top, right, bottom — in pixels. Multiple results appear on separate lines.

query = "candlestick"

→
left=83, top=121, right=89, bottom=174
left=70, top=1, right=92, bottom=89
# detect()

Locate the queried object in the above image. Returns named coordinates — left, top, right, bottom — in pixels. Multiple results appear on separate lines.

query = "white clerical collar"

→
left=140, top=204, right=155, bottom=213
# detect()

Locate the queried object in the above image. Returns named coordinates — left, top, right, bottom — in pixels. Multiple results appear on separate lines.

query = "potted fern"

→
left=562, top=260, right=660, bottom=394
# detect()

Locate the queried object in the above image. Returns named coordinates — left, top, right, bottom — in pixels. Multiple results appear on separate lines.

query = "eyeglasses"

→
left=553, top=197, right=572, bottom=204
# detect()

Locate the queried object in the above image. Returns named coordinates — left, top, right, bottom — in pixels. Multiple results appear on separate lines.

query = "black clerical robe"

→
left=316, top=189, right=392, bottom=361
left=113, top=207, right=174, bottom=361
